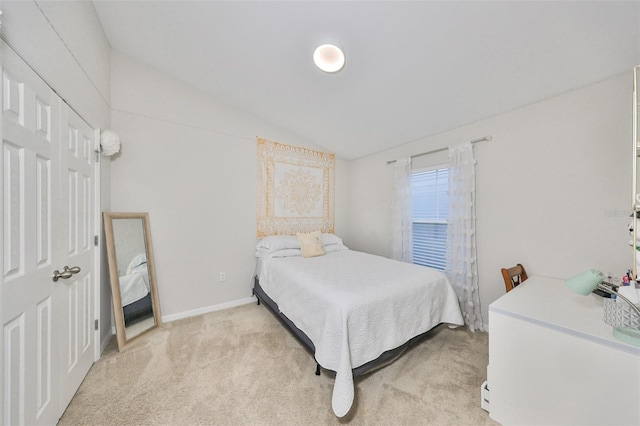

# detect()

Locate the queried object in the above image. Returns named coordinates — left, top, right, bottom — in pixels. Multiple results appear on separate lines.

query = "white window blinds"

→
left=411, top=167, right=448, bottom=270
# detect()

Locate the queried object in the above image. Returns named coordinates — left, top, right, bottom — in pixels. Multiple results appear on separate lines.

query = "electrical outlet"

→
left=219, top=272, right=226, bottom=282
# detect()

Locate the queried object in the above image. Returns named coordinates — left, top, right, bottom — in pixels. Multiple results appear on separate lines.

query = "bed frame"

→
left=123, top=292, right=153, bottom=327
left=252, top=276, right=440, bottom=377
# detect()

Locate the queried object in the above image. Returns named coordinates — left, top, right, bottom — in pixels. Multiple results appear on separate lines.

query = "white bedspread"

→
left=119, top=271, right=150, bottom=306
left=258, top=249, right=464, bottom=417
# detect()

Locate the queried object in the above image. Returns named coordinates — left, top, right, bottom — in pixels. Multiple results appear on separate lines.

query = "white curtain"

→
left=391, top=157, right=413, bottom=263
left=445, top=142, right=483, bottom=331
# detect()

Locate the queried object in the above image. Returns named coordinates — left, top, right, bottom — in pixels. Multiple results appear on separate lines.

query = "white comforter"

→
left=258, top=249, right=464, bottom=417
left=119, top=272, right=149, bottom=306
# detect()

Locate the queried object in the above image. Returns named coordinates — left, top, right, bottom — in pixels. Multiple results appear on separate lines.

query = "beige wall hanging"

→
left=257, top=137, right=335, bottom=237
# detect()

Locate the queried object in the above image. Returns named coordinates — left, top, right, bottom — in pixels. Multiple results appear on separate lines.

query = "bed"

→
left=253, top=233, right=464, bottom=417
left=119, top=253, right=153, bottom=326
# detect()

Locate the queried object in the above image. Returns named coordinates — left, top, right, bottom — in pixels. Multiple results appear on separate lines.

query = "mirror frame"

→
left=103, top=212, right=162, bottom=351
left=633, top=66, right=639, bottom=278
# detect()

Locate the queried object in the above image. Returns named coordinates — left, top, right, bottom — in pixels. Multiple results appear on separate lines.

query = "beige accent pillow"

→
left=296, top=230, right=326, bottom=258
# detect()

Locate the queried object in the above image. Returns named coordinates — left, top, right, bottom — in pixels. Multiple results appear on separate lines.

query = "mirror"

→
left=103, top=212, right=162, bottom=351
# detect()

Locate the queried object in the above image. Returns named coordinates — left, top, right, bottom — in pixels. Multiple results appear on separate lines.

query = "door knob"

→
left=66, top=266, right=81, bottom=274
left=52, top=269, right=73, bottom=282
left=52, top=265, right=81, bottom=282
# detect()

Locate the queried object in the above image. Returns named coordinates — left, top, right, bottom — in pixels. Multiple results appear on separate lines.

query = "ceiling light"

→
left=313, top=44, right=345, bottom=73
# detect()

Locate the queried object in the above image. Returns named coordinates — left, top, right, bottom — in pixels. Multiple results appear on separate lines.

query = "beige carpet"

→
left=59, top=302, right=499, bottom=426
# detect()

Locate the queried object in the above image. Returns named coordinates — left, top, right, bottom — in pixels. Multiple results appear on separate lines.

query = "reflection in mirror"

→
left=104, top=212, right=162, bottom=351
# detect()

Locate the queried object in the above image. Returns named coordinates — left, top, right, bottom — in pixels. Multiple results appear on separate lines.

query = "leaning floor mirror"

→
left=103, top=212, right=162, bottom=351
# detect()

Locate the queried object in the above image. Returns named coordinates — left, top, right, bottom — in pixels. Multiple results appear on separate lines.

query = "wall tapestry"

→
left=257, top=137, right=335, bottom=237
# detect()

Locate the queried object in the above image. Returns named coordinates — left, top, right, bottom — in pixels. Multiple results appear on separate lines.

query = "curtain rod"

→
left=386, top=135, right=492, bottom=165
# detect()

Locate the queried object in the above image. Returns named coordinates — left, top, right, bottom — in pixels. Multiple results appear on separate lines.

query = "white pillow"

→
left=126, top=253, right=147, bottom=275
left=256, top=233, right=346, bottom=254
left=324, top=244, right=348, bottom=253
left=321, top=233, right=344, bottom=246
left=256, top=235, right=300, bottom=253
left=255, top=248, right=302, bottom=259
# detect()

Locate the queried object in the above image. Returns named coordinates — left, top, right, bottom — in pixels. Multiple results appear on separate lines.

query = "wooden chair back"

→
left=501, top=264, right=528, bottom=292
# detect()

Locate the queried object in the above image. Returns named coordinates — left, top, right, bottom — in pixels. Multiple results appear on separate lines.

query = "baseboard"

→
left=100, top=331, right=113, bottom=355
left=162, top=296, right=257, bottom=323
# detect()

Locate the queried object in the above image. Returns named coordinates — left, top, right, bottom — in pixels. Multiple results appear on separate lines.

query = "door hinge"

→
left=94, top=150, right=100, bottom=162
left=94, top=319, right=99, bottom=331
left=94, top=235, right=99, bottom=246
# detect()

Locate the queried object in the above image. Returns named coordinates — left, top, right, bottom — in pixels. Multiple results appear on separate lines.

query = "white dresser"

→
left=488, top=275, right=640, bottom=425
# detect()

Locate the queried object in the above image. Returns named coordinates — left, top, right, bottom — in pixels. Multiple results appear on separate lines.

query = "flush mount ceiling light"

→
left=313, top=44, right=345, bottom=73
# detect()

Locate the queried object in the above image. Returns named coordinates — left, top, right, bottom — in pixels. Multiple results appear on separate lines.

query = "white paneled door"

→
left=1, top=42, right=98, bottom=425
left=57, top=96, right=97, bottom=413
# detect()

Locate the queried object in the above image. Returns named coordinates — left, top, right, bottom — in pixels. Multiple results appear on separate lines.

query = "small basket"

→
left=603, top=298, right=640, bottom=330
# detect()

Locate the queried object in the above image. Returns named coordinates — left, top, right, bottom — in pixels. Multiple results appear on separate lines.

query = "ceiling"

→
left=92, top=1, right=640, bottom=160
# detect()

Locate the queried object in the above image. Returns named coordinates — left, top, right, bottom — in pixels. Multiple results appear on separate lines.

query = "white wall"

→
left=1, top=0, right=110, bottom=128
left=1, top=0, right=113, bottom=346
left=346, top=73, right=633, bottom=329
left=6, top=0, right=631, bottom=334
left=109, top=50, right=348, bottom=320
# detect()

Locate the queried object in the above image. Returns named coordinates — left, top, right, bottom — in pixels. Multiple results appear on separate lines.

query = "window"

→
left=412, top=167, right=448, bottom=270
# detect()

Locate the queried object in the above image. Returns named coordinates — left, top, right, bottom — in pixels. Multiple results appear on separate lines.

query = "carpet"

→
left=59, top=302, right=498, bottom=425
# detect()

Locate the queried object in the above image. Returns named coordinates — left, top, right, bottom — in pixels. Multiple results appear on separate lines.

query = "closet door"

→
left=1, top=42, right=62, bottom=426
left=57, top=104, right=97, bottom=412
left=1, top=42, right=97, bottom=425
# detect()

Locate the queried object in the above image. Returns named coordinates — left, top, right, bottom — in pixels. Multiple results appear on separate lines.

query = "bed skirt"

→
left=252, top=276, right=440, bottom=377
